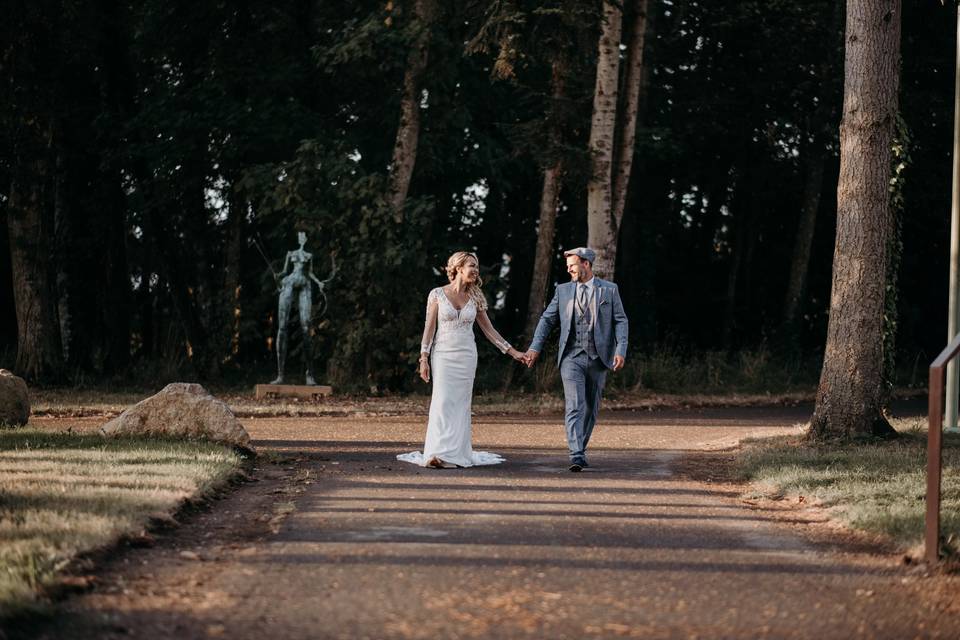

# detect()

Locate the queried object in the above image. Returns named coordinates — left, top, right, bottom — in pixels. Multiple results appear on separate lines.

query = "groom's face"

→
left=566, top=256, right=587, bottom=282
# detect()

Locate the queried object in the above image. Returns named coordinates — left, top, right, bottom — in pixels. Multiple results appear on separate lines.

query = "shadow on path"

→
left=27, top=409, right=955, bottom=640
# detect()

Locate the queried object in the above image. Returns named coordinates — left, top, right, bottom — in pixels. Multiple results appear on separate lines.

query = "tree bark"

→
left=387, top=0, right=434, bottom=222
left=721, top=202, right=749, bottom=351
left=782, top=143, right=826, bottom=327
left=809, top=0, right=901, bottom=440
left=7, top=126, right=64, bottom=382
left=524, top=163, right=563, bottom=341
left=98, top=168, right=132, bottom=373
left=524, top=59, right=567, bottom=343
left=586, top=0, right=623, bottom=279
left=223, top=197, right=245, bottom=364
left=610, top=0, right=648, bottom=243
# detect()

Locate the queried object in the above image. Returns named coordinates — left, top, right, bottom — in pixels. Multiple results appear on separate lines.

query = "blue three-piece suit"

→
left=530, top=277, right=629, bottom=466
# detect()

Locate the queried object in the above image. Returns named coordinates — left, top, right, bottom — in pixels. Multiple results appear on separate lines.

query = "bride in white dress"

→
left=398, top=251, right=524, bottom=468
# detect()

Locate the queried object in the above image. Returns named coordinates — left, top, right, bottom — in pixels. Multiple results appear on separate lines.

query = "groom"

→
left=523, top=247, right=629, bottom=472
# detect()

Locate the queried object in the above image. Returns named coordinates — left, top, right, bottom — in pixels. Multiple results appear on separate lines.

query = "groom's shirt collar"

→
left=579, top=277, right=595, bottom=293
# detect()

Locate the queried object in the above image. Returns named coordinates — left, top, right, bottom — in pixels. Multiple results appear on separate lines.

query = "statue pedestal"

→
left=254, top=384, right=333, bottom=400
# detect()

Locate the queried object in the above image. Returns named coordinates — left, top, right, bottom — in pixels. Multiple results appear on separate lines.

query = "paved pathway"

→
left=29, top=407, right=959, bottom=639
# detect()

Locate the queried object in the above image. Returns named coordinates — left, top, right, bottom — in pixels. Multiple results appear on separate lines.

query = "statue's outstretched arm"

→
left=313, top=252, right=338, bottom=289
left=324, top=253, right=339, bottom=284
left=306, top=255, right=323, bottom=289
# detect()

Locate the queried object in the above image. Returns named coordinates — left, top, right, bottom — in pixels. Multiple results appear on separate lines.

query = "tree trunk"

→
left=53, top=148, right=72, bottom=366
left=809, top=0, right=901, bottom=440
left=7, top=127, right=64, bottom=382
left=524, top=164, right=562, bottom=338
left=722, top=207, right=748, bottom=351
left=782, top=0, right=843, bottom=329
left=586, top=0, right=623, bottom=279
left=97, top=3, right=133, bottom=374
left=223, top=197, right=245, bottom=364
left=387, top=0, right=434, bottom=222
left=782, top=144, right=826, bottom=327
left=610, top=0, right=648, bottom=241
left=98, top=167, right=132, bottom=373
left=524, top=59, right=567, bottom=343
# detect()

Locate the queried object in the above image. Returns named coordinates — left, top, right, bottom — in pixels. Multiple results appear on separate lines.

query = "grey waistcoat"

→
left=565, top=289, right=598, bottom=360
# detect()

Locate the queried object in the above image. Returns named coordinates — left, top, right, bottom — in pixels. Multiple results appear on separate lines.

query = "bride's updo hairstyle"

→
left=445, top=251, right=488, bottom=311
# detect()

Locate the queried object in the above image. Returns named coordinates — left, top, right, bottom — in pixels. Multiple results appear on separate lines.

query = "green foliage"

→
left=883, top=116, right=911, bottom=399
left=242, top=139, right=435, bottom=389
left=2, top=0, right=956, bottom=390
left=614, top=345, right=818, bottom=394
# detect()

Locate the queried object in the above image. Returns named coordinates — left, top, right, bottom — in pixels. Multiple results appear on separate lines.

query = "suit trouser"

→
left=560, top=351, right=608, bottom=463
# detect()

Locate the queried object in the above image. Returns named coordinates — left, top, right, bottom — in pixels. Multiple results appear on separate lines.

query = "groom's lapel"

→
left=563, top=283, right=575, bottom=323
left=591, top=283, right=602, bottom=323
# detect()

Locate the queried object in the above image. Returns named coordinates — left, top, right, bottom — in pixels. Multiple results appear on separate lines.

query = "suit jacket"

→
left=530, top=278, right=629, bottom=369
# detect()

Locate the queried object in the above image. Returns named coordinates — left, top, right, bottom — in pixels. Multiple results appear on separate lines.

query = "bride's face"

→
left=457, top=257, right=479, bottom=284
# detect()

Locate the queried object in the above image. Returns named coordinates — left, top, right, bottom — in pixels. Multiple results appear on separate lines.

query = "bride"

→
left=398, top=251, right=524, bottom=468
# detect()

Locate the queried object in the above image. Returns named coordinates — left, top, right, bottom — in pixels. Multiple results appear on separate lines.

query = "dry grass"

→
left=735, top=418, right=960, bottom=554
left=0, top=429, right=243, bottom=619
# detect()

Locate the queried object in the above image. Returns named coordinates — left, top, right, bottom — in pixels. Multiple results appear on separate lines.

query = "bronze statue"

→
left=271, top=231, right=336, bottom=385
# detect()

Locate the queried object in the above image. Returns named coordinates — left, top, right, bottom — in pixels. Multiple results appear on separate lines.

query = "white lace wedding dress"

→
left=397, top=287, right=507, bottom=468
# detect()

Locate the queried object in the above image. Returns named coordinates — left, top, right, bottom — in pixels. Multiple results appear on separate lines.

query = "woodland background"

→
left=1, top=0, right=954, bottom=393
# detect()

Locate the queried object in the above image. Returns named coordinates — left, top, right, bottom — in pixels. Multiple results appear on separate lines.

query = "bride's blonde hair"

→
left=445, top=251, right=488, bottom=311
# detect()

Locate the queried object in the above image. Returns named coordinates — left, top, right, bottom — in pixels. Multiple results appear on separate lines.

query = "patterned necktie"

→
left=577, top=284, right=587, bottom=318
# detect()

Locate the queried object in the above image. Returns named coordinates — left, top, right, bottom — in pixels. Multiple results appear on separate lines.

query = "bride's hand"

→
left=419, top=358, right=430, bottom=383
left=507, top=347, right=524, bottom=362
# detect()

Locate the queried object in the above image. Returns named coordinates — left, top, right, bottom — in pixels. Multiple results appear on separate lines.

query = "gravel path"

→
left=25, top=407, right=959, bottom=639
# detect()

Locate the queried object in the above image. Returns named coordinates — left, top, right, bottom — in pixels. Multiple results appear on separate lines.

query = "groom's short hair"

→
left=564, top=247, right=596, bottom=266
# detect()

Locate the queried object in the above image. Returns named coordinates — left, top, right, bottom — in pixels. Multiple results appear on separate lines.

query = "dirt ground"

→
left=11, top=405, right=960, bottom=640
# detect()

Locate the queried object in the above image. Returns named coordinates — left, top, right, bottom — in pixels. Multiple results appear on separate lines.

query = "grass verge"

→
left=734, top=419, right=960, bottom=554
left=0, top=429, right=244, bottom=620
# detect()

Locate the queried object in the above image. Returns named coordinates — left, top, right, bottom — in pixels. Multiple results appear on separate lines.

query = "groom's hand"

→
left=612, top=355, right=625, bottom=372
left=523, top=350, right=539, bottom=368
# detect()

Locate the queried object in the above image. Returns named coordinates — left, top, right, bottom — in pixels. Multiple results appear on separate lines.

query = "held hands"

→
left=506, top=347, right=526, bottom=363
left=522, top=349, right=539, bottom=368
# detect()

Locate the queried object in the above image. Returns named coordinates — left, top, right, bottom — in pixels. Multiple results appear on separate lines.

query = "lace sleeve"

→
left=420, top=289, right=439, bottom=355
left=475, top=309, right=512, bottom=354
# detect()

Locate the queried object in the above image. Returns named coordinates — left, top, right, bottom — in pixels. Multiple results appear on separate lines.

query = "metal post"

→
left=926, top=365, right=944, bottom=564
left=946, top=5, right=960, bottom=432
left=926, top=333, right=960, bottom=564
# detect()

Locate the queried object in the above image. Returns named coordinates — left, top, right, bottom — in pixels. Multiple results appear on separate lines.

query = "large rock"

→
left=99, top=383, right=252, bottom=450
left=0, top=369, right=30, bottom=427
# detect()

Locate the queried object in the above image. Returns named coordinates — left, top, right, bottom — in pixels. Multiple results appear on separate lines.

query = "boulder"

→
left=99, top=383, right=252, bottom=450
left=0, top=369, right=30, bottom=427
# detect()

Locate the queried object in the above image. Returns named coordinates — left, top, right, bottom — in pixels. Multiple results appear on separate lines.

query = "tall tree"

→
left=525, top=57, right=567, bottom=343
left=7, top=135, right=64, bottom=382
left=610, top=0, right=649, bottom=243
left=4, top=1, right=65, bottom=381
left=585, top=0, right=622, bottom=279
left=808, top=0, right=901, bottom=439
left=587, top=0, right=648, bottom=280
left=464, top=0, right=596, bottom=341
left=387, top=0, right=436, bottom=221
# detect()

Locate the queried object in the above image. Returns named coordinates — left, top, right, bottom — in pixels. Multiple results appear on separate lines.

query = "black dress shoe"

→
left=568, top=462, right=583, bottom=472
